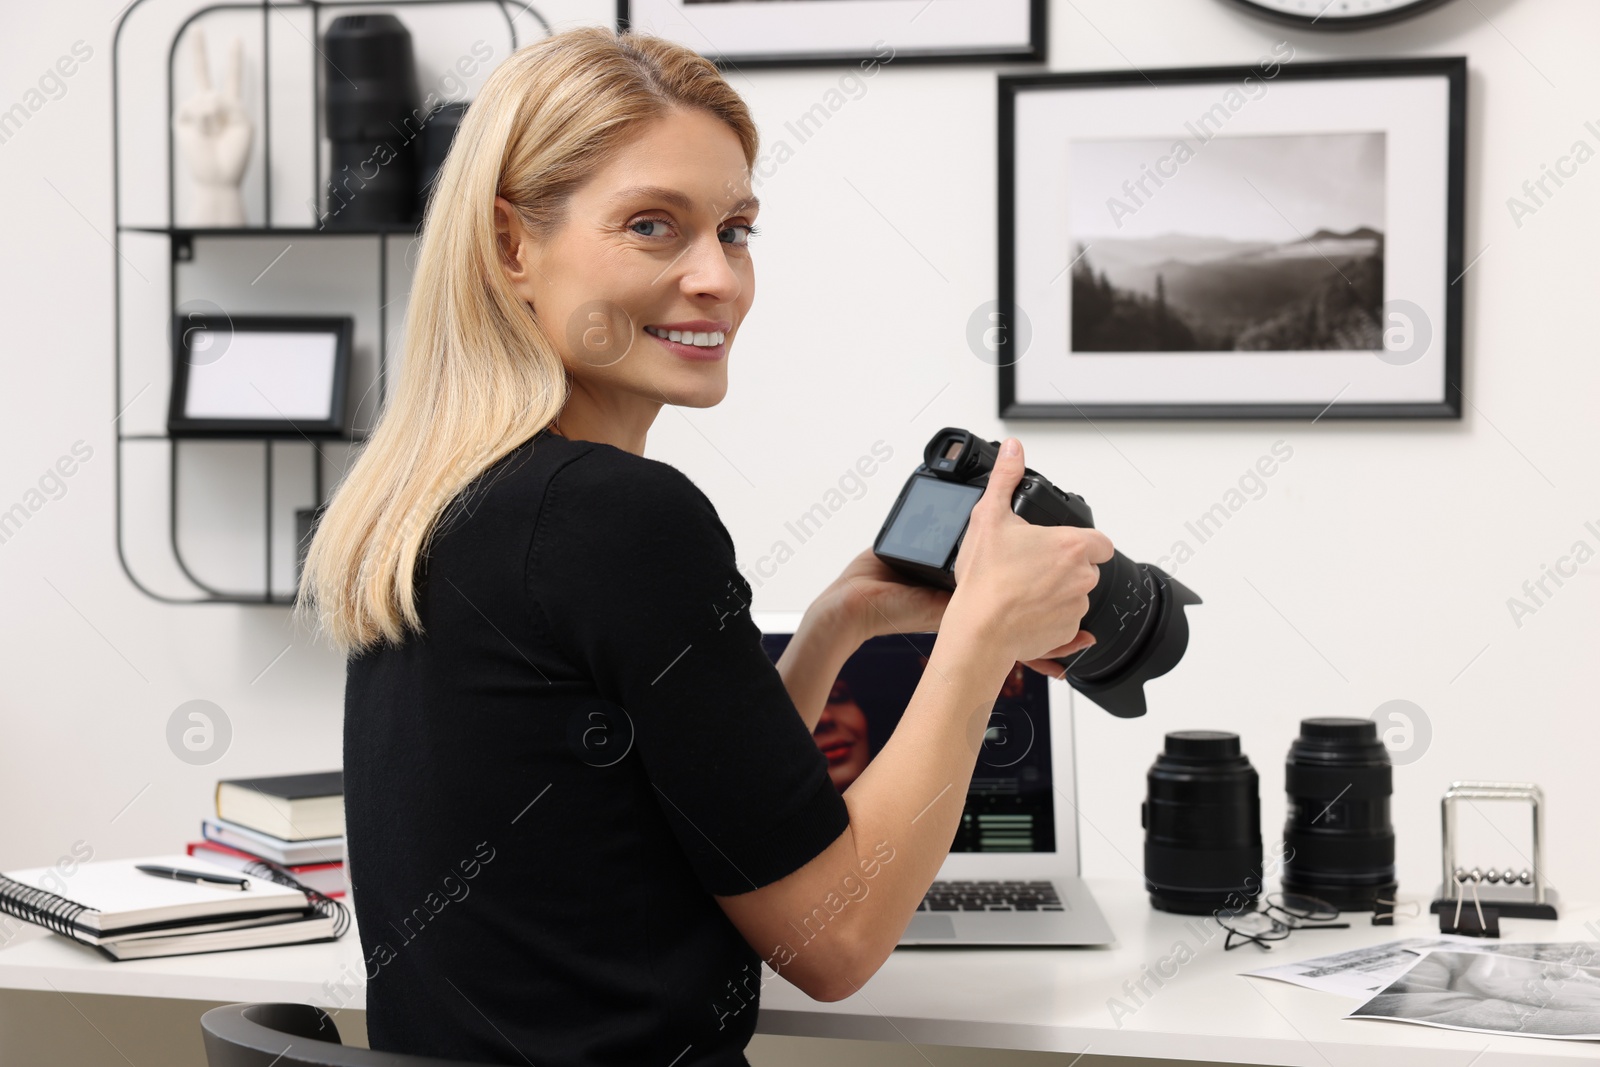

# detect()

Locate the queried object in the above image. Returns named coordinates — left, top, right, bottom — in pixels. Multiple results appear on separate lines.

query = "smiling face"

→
left=494, top=106, right=759, bottom=453
left=814, top=677, right=872, bottom=792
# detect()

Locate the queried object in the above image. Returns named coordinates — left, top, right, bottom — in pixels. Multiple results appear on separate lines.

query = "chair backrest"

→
left=200, top=1003, right=485, bottom=1067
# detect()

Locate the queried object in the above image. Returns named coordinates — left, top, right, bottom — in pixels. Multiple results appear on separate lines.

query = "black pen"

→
left=135, top=864, right=251, bottom=890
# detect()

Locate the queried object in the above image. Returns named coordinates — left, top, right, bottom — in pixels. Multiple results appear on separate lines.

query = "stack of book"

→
left=0, top=853, right=348, bottom=960
left=186, top=770, right=346, bottom=899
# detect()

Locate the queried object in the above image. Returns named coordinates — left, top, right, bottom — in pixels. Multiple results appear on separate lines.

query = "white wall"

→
left=3, top=0, right=1596, bottom=927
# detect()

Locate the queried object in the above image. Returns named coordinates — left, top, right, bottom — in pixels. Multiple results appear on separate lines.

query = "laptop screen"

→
left=759, top=631, right=1056, bottom=853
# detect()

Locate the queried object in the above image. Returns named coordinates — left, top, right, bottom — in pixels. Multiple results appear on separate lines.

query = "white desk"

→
left=2, top=877, right=1597, bottom=1065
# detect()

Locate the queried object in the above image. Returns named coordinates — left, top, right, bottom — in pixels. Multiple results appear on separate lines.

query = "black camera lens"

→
left=1143, top=731, right=1262, bottom=914
left=1281, top=717, right=1395, bottom=911
left=322, top=14, right=420, bottom=227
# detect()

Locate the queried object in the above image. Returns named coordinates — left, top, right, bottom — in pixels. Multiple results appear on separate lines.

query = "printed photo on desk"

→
left=1349, top=948, right=1600, bottom=1040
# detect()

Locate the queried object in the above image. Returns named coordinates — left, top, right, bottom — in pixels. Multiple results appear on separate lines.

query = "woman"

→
left=298, top=26, right=1110, bottom=1067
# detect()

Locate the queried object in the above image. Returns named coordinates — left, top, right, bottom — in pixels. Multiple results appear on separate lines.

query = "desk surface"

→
left=1, top=877, right=1597, bottom=1065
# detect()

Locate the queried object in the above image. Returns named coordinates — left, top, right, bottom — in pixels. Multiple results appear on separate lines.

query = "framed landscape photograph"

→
left=618, top=0, right=1045, bottom=68
left=997, top=57, right=1466, bottom=419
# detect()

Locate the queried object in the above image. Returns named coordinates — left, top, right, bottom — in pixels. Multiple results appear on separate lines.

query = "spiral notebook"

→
left=0, top=853, right=350, bottom=961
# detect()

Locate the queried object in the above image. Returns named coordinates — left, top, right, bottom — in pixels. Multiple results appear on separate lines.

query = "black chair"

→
left=200, top=1003, right=485, bottom=1067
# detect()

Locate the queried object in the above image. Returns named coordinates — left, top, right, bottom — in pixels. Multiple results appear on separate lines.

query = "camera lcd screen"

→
left=879, top=476, right=982, bottom=567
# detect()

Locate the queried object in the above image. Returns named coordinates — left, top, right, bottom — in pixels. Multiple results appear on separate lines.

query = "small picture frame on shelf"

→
left=618, top=0, right=1045, bottom=68
left=167, top=314, right=354, bottom=438
left=997, top=56, right=1466, bottom=420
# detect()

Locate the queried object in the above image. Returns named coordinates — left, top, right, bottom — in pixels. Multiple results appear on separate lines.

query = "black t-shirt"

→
left=343, top=426, right=852, bottom=1067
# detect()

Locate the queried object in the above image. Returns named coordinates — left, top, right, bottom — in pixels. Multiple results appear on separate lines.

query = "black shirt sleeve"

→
left=525, top=446, right=852, bottom=897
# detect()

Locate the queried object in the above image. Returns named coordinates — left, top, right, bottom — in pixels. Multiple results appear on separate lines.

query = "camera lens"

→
left=1143, top=731, right=1262, bottom=914
left=322, top=15, right=419, bottom=227
left=1054, top=556, right=1201, bottom=719
left=1281, top=717, right=1396, bottom=911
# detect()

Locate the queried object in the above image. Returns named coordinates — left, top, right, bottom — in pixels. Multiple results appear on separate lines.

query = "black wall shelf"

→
left=111, top=0, right=541, bottom=607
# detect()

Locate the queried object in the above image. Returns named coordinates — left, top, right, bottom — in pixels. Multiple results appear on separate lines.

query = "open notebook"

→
left=0, top=853, right=348, bottom=960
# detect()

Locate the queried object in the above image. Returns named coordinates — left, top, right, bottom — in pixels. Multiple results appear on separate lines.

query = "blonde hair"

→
left=294, top=26, right=759, bottom=656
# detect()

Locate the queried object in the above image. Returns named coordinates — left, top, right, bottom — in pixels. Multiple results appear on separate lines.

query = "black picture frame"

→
left=167, top=314, right=354, bottom=438
left=997, top=56, right=1467, bottom=421
left=616, top=0, right=1046, bottom=69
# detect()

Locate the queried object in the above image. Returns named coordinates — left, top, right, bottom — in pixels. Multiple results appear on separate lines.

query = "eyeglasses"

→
left=1216, top=892, right=1350, bottom=951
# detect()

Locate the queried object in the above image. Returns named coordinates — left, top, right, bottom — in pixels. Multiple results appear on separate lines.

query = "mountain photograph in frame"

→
left=999, top=58, right=1465, bottom=420
left=1068, top=132, right=1385, bottom=355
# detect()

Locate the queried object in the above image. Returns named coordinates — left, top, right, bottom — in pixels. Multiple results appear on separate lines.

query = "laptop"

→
left=755, top=611, right=1116, bottom=947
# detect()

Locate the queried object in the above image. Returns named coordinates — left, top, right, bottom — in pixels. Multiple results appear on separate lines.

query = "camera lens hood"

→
left=1053, top=565, right=1202, bottom=719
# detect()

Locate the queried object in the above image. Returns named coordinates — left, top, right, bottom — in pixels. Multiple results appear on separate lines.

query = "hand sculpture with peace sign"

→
left=174, top=25, right=254, bottom=227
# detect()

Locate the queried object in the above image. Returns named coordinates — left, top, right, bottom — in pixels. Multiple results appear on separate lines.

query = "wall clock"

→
left=1227, top=0, right=1454, bottom=29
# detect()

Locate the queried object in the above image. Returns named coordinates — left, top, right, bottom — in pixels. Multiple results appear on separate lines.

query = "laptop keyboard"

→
left=918, top=879, right=1065, bottom=912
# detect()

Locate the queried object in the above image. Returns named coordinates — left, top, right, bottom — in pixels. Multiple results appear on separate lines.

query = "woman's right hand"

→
left=946, top=437, right=1115, bottom=665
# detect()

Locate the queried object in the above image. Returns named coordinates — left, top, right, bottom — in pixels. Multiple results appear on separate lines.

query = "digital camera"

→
left=872, top=427, right=1201, bottom=718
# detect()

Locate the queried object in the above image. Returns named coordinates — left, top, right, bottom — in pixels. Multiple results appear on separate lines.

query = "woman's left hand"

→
left=822, top=547, right=953, bottom=641
left=1018, top=630, right=1098, bottom=680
